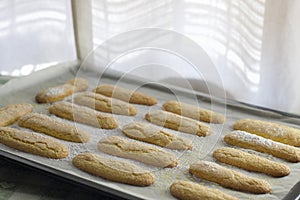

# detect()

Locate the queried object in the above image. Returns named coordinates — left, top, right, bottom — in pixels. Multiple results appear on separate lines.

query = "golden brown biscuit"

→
left=189, top=161, right=271, bottom=194
left=234, top=118, right=300, bottom=147
left=72, top=153, right=155, bottom=186
left=98, top=136, right=178, bottom=168
left=0, top=103, right=33, bottom=127
left=93, top=84, right=157, bottom=105
left=163, top=101, right=225, bottom=124
left=48, top=101, right=118, bottom=129
left=213, top=147, right=290, bottom=177
left=73, top=92, right=137, bottom=116
left=0, top=127, right=69, bottom=159
left=66, top=78, right=89, bottom=91
left=170, top=180, right=238, bottom=200
left=18, top=113, right=90, bottom=143
left=122, top=122, right=192, bottom=150
left=36, top=78, right=88, bottom=103
left=145, top=110, right=211, bottom=136
left=224, top=130, right=300, bottom=162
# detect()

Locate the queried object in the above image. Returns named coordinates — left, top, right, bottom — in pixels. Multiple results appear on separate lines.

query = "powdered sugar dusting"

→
left=266, top=126, right=286, bottom=137
left=46, top=86, right=66, bottom=96
left=258, top=123, right=287, bottom=137
left=242, top=120, right=289, bottom=137
left=201, top=161, right=217, bottom=172
left=231, top=130, right=278, bottom=148
left=191, top=161, right=218, bottom=173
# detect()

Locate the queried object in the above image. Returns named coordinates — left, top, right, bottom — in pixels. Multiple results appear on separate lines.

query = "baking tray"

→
left=0, top=61, right=300, bottom=200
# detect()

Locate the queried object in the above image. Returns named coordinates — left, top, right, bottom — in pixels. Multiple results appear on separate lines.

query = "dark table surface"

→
left=0, top=155, right=125, bottom=200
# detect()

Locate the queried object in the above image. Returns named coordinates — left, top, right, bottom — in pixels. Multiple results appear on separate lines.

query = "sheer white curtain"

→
left=258, top=0, right=300, bottom=113
left=0, top=0, right=76, bottom=76
left=72, top=0, right=300, bottom=113
left=2, top=0, right=299, bottom=114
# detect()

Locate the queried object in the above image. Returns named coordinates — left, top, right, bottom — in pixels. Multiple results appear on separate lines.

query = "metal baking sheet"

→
left=0, top=62, right=300, bottom=200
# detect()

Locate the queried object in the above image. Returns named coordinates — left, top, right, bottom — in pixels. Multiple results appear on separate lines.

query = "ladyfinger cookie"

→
left=163, top=101, right=225, bottom=124
left=66, top=78, right=89, bottom=91
left=93, top=84, right=157, bottom=105
left=122, top=122, right=193, bottom=150
left=145, top=110, right=211, bottom=136
left=98, top=136, right=178, bottom=168
left=36, top=78, right=88, bottom=103
left=170, top=180, right=238, bottom=200
left=0, top=103, right=33, bottom=126
left=224, top=130, right=300, bottom=162
left=213, top=147, right=290, bottom=177
left=48, top=101, right=118, bottom=129
left=0, top=127, right=69, bottom=159
left=18, top=113, right=90, bottom=143
left=234, top=118, right=300, bottom=147
left=73, top=92, right=137, bottom=116
left=72, top=153, right=155, bottom=186
left=189, top=161, right=271, bottom=194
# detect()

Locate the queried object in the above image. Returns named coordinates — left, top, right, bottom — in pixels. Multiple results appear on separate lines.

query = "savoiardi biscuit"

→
left=48, top=101, right=118, bottom=129
left=234, top=118, right=300, bottom=147
left=224, top=130, right=300, bottom=162
left=122, top=121, right=192, bottom=150
left=170, top=180, right=238, bottom=200
left=73, top=91, right=137, bottom=116
left=18, top=112, right=90, bottom=143
left=213, top=147, right=290, bottom=177
left=0, top=103, right=33, bottom=127
left=163, top=100, right=225, bottom=124
left=0, top=127, right=69, bottom=159
left=72, top=153, right=155, bottom=186
left=145, top=110, right=211, bottom=136
left=189, top=161, right=271, bottom=194
left=36, top=78, right=88, bottom=103
left=98, top=136, right=178, bottom=168
left=93, top=84, right=157, bottom=105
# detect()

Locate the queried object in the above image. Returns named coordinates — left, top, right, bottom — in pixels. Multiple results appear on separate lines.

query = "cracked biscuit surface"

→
left=224, top=130, right=300, bottom=162
left=163, top=101, right=225, bottom=124
left=145, top=110, right=211, bottom=136
left=36, top=78, right=88, bottom=103
left=189, top=161, right=271, bottom=194
left=0, top=103, right=33, bottom=127
left=49, top=101, right=118, bottom=129
left=234, top=118, right=300, bottom=146
left=170, top=180, right=238, bottom=200
left=72, top=153, right=155, bottom=186
left=122, top=121, right=192, bottom=150
left=74, top=91, right=137, bottom=116
left=98, top=136, right=178, bottom=168
left=93, top=84, right=157, bottom=105
left=213, top=147, right=290, bottom=177
left=0, top=127, right=69, bottom=159
left=18, top=112, right=90, bottom=143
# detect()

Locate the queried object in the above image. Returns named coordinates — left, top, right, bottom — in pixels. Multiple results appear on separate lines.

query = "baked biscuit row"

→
left=2, top=79, right=300, bottom=200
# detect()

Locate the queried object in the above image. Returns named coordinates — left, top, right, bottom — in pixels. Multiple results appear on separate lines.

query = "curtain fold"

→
left=73, top=0, right=300, bottom=113
left=259, top=0, right=300, bottom=112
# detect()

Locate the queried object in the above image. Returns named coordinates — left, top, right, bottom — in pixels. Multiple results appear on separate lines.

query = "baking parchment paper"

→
left=0, top=62, right=299, bottom=200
